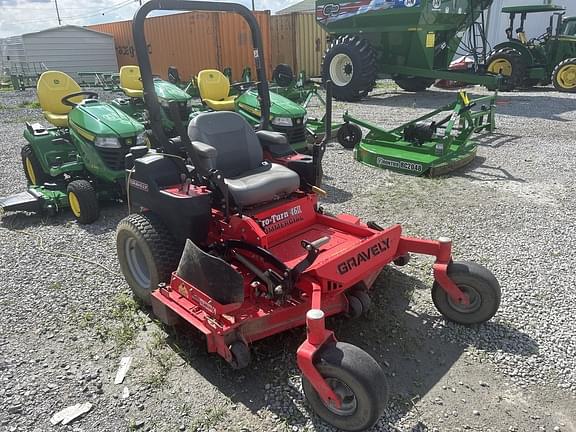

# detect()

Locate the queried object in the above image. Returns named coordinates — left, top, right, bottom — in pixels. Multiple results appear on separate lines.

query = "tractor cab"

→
left=501, top=5, right=566, bottom=46
left=486, top=4, right=576, bottom=92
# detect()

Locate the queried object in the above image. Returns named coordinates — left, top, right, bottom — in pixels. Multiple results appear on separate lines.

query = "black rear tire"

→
left=21, top=144, right=49, bottom=185
left=116, top=212, right=182, bottom=306
left=302, top=342, right=388, bottom=431
left=432, top=261, right=501, bottom=325
left=393, top=76, right=435, bottom=92
left=67, top=180, right=99, bottom=224
left=322, top=35, right=377, bottom=101
left=485, top=48, right=527, bottom=91
left=337, top=123, right=362, bottom=149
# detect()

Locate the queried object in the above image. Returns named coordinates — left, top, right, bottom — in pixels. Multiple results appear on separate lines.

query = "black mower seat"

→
left=188, top=111, right=300, bottom=207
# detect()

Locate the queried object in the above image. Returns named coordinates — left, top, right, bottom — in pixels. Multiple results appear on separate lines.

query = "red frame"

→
left=151, top=191, right=469, bottom=407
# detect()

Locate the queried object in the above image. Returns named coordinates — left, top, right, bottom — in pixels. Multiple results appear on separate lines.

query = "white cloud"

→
left=0, top=0, right=299, bottom=38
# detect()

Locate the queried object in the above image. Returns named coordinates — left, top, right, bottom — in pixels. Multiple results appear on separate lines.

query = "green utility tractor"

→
left=0, top=70, right=145, bottom=223
left=111, top=65, right=194, bottom=139
left=316, top=0, right=500, bottom=100
left=485, top=5, right=576, bottom=92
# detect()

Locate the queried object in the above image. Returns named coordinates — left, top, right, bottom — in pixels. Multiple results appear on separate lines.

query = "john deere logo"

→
left=54, top=79, right=60, bottom=84
left=432, top=0, right=441, bottom=8
left=322, top=3, right=340, bottom=17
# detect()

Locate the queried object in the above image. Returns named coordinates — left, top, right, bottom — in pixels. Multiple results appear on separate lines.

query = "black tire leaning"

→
left=273, top=64, right=294, bottom=87
left=116, top=212, right=182, bottom=306
left=337, top=123, right=362, bottom=149
left=321, top=35, right=377, bottom=101
left=485, top=48, right=527, bottom=91
left=552, top=58, right=576, bottom=93
left=21, top=144, right=49, bottom=185
left=393, top=76, right=435, bottom=92
left=302, top=342, right=388, bottom=431
left=67, top=180, right=99, bottom=224
left=431, top=261, right=501, bottom=325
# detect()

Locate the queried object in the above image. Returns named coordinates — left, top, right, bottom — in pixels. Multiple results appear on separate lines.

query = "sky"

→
left=0, top=0, right=298, bottom=38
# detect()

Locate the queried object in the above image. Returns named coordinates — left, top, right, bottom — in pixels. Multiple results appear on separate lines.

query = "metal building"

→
left=0, top=25, right=118, bottom=80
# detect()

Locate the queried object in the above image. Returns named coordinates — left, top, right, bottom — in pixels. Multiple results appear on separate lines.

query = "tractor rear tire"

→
left=485, top=48, right=526, bottom=92
left=393, top=76, right=435, bottom=92
left=322, top=35, right=377, bottom=101
left=431, top=261, right=501, bottom=325
left=116, top=212, right=182, bottom=306
left=67, top=180, right=99, bottom=224
left=302, top=342, right=388, bottom=431
left=21, top=145, right=48, bottom=186
left=552, top=58, right=576, bottom=93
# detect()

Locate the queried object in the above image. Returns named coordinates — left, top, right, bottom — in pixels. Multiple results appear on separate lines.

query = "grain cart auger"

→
left=338, top=90, right=497, bottom=176
left=115, top=1, right=501, bottom=431
left=316, top=0, right=501, bottom=100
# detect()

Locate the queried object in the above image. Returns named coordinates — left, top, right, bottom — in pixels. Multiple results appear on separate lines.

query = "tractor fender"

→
left=490, top=42, right=535, bottom=66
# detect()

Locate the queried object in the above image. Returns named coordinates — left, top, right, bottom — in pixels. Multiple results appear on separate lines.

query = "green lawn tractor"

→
left=316, top=0, right=501, bottom=100
left=110, top=65, right=194, bottom=141
left=0, top=70, right=145, bottom=223
left=338, top=90, right=497, bottom=177
left=485, top=5, right=576, bottom=92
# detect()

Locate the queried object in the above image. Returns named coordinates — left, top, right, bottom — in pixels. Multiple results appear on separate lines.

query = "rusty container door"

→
left=89, top=10, right=271, bottom=82
left=294, top=13, right=327, bottom=77
left=270, top=14, right=296, bottom=73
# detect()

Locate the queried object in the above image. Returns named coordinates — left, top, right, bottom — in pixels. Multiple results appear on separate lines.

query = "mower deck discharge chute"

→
left=339, top=91, right=497, bottom=177
left=116, top=1, right=501, bottom=430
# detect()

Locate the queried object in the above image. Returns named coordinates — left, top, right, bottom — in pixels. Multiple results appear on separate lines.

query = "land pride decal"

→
left=337, top=237, right=390, bottom=275
left=259, top=205, right=304, bottom=234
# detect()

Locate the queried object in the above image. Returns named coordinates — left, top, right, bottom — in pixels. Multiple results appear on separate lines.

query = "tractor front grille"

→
left=273, top=120, right=306, bottom=144
left=96, top=141, right=130, bottom=171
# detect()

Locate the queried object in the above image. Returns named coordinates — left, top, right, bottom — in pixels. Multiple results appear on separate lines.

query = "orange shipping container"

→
left=88, top=10, right=272, bottom=82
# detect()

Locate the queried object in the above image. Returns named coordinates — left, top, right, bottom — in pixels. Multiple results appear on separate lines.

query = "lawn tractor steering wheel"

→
left=61, top=91, right=99, bottom=107
left=232, top=81, right=258, bottom=92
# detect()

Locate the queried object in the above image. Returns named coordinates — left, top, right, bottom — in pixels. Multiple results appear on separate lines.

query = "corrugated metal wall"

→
left=88, top=11, right=272, bottom=82
left=270, top=13, right=327, bottom=77
left=22, top=27, right=118, bottom=80
left=0, top=36, right=26, bottom=73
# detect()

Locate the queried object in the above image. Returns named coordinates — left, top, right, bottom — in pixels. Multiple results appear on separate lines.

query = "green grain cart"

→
left=316, top=0, right=498, bottom=100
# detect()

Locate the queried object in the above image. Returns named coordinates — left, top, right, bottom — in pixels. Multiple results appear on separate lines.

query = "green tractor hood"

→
left=236, top=89, right=306, bottom=119
left=69, top=100, right=145, bottom=139
left=154, top=78, right=192, bottom=102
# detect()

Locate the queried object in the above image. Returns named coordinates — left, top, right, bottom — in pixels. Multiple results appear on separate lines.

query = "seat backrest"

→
left=197, top=69, right=231, bottom=101
left=36, top=71, right=82, bottom=115
left=517, top=31, right=528, bottom=44
left=120, top=65, right=143, bottom=91
left=188, top=111, right=263, bottom=178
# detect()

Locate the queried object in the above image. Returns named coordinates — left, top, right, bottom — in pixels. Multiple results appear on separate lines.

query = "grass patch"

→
left=142, top=329, right=174, bottom=388
left=189, top=406, right=228, bottom=431
left=18, top=100, right=40, bottom=109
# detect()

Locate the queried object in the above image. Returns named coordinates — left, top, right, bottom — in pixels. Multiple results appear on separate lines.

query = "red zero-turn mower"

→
left=116, top=2, right=501, bottom=431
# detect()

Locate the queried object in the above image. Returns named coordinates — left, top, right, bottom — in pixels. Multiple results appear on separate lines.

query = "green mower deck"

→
left=345, top=91, right=497, bottom=177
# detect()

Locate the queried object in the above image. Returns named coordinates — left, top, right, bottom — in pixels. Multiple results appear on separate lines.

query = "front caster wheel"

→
left=302, top=342, right=388, bottom=431
left=229, top=340, right=251, bottom=370
left=432, top=261, right=501, bottom=325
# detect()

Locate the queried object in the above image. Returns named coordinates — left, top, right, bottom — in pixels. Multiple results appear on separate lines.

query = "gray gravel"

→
left=1, top=84, right=575, bottom=431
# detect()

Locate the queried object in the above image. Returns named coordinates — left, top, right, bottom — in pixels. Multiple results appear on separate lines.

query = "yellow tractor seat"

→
left=197, top=69, right=236, bottom=111
left=37, top=71, right=83, bottom=128
left=119, top=65, right=144, bottom=98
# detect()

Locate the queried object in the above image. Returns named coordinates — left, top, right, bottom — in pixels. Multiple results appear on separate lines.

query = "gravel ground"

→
left=0, top=84, right=575, bottom=432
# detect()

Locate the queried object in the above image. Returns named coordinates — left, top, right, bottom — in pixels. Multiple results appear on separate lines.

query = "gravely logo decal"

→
left=129, top=178, right=149, bottom=192
left=260, top=205, right=304, bottom=233
left=337, top=238, right=390, bottom=275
